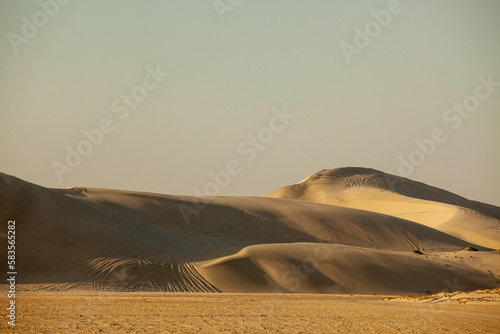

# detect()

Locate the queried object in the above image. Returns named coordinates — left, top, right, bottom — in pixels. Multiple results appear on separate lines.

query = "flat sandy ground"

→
left=1, top=290, right=500, bottom=333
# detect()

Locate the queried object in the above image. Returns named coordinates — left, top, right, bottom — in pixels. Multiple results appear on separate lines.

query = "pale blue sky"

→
left=1, top=0, right=499, bottom=205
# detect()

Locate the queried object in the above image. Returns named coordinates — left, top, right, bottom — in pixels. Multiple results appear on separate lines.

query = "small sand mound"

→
left=388, top=288, right=500, bottom=304
left=461, top=246, right=479, bottom=251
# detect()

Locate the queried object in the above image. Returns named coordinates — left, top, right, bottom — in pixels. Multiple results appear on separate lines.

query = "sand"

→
left=1, top=288, right=499, bottom=333
left=1, top=167, right=500, bottom=331
left=1, top=167, right=499, bottom=294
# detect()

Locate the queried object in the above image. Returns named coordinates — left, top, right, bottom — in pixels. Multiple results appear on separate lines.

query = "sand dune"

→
left=266, top=167, right=500, bottom=249
left=1, top=168, right=499, bottom=295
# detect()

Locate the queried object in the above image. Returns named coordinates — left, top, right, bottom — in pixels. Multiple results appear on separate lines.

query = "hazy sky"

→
left=1, top=0, right=499, bottom=205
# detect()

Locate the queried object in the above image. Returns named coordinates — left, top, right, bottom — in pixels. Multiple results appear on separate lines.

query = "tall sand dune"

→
left=266, top=167, right=500, bottom=249
left=1, top=169, right=499, bottom=294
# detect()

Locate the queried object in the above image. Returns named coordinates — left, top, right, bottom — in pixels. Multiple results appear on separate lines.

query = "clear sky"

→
left=1, top=0, right=499, bottom=205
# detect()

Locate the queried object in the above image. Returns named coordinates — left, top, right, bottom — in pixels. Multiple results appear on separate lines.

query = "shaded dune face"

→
left=1, top=169, right=499, bottom=294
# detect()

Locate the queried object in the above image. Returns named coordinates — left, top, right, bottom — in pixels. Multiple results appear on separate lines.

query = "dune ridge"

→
left=1, top=168, right=499, bottom=295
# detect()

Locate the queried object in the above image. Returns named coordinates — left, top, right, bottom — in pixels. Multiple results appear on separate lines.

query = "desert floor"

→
left=1, top=289, right=499, bottom=333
